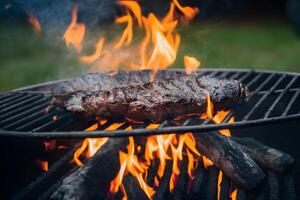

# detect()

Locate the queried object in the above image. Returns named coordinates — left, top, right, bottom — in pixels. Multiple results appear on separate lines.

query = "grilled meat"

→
left=60, top=75, right=249, bottom=122
left=52, top=70, right=186, bottom=105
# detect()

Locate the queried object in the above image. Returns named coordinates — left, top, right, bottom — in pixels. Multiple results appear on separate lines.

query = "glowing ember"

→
left=28, top=13, right=41, bottom=34
left=36, top=159, right=48, bottom=171
left=63, top=4, right=86, bottom=53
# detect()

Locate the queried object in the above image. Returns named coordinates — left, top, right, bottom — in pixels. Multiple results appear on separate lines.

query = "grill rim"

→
left=1, top=68, right=300, bottom=139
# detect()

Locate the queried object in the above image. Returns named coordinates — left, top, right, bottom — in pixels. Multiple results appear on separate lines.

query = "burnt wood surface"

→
left=194, top=132, right=266, bottom=190
left=56, top=75, right=249, bottom=122
left=50, top=138, right=128, bottom=200
left=232, top=137, right=295, bottom=172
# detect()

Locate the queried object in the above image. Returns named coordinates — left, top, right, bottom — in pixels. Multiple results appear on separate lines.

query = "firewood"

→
left=232, top=137, right=295, bottom=172
left=194, top=131, right=266, bottom=190
left=50, top=137, right=129, bottom=200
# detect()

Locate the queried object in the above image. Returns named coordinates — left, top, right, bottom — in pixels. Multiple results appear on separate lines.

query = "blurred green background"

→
left=0, top=19, right=300, bottom=91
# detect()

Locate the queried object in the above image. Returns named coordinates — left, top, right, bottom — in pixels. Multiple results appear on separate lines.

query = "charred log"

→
left=58, top=75, right=249, bottom=122
left=50, top=138, right=128, bottom=200
left=193, top=132, right=266, bottom=190
left=232, top=137, right=295, bottom=172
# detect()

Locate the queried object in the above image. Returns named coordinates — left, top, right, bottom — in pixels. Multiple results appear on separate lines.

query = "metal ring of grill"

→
left=0, top=68, right=299, bottom=139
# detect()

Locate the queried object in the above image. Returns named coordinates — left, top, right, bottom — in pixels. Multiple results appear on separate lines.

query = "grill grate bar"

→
left=282, top=88, right=300, bottom=116
left=0, top=97, right=50, bottom=123
left=0, top=92, right=24, bottom=104
left=243, top=74, right=286, bottom=121
left=32, top=114, right=74, bottom=132
left=3, top=106, right=56, bottom=130
left=14, top=110, right=63, bottom=131
left=0, top=93, right=33, bottom=110
left=0, top=94, right=43, bottom=115
left=264, top=76, right=298, bottom=119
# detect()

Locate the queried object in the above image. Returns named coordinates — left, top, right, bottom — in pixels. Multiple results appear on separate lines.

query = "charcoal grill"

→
left=1, top=68, right=300, bottom=138
left=0, top=68, right=299, bottom=199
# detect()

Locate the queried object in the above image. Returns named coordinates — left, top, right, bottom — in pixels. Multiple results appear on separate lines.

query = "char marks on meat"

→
left=54, top=72, right=249, bottom=122
left=52, top=70, right=186, bottom=105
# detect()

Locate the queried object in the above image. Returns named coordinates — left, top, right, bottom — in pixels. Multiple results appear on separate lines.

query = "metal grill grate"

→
left=0, top=69, right=300, bottom=139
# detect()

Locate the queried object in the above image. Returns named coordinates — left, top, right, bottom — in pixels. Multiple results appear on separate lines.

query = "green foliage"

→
left=0, top=21, right=299, bottom=91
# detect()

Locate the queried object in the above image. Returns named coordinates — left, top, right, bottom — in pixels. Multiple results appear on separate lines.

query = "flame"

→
left=110, top=136, right=155, bottom=199
left=118, top=0, right=142, bottom=27
left=206, top=94, right=214, bottom=119
left=80, top=37, right=105, bottom=64
left=213, top=111, right=235, bottom=137
left=172, top=0, right=199, bottom=22
left=43, top=140, right=56, bottom=151
left=231, top=189, right=238, bottom=200
left=63, top=4, right=86, bottom=53
left=184, top=56, right=201, bottom=75
left=217, top=171, right=223, bottom=200
left=28, top=13, right=41, bottom=33
left=73, top=120, right=127, bottom=167
left=202, top=156, right=214, bottom=168
left=114, top=13, right=133, bottom=49
left=36, top=159, right=48, bottom=171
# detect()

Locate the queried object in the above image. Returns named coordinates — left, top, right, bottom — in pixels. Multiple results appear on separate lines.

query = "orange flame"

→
left=115, top=13, right=133, bottom=49
left=172, top=0, right=199, bottom=22
left=28, top=13, right=41, bottom=33
left=36, top=159, right=48, bottom=171
left=184, top=56, right=201, bottom=75
left=73, top=120, right=127, bottom=167
left=206, top=94, right=214, bottom=119
left=80, top=37, right=105, bottom=64
left=118, top=0, right=142, bottom=27
left=63, top=4, right=86, bottom=53
left=110, top=136, right=155, bottom=199
left=231, top=189, right=238, bottom=200
left=217, top=171, right=223, bottom=200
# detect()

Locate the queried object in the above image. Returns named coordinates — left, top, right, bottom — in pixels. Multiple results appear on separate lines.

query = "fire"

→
left=80, top=37, right=105, bottom=64
left=28, top=13, right=41, bottom=34
left=73, top=120, right=127, bottom=166
left=172, top=0, right=199, bottom=22
left=57, top=1, right=239, bottom=198
left=63, top=4, right=86, bottom=53
left=36, top=159, right=48, bottom=171
left=110, top=137, right=155, bottom=199
left=184, top=56, right=201, bottom=75
left=217, top=171, right=223, bottom=200
left=231, top=189, right=238, bottom=200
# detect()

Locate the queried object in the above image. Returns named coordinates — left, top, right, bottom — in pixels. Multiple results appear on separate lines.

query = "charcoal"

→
left=194, top=132, right=265, bottom=190
left=232, top=137, right=295, bottom=172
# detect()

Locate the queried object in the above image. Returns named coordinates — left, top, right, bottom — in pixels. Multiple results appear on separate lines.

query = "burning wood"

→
left=50, top=132, right=294, bottom=200
left=50, top=137, right=129, bottom=200
left=232, top=137, right=295, bottom=172
left=54, top=75, right=249, bottom=123
left=193, top=131, right=265, bottom=190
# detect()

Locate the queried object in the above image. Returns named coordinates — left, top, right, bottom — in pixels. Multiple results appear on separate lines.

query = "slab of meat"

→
left=52, top=70, right=186, bottom=105
left=58, top=75, right=249, bottom=122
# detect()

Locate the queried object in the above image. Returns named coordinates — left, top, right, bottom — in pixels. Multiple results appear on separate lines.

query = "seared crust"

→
left=60, top=75, right=249, bottom=122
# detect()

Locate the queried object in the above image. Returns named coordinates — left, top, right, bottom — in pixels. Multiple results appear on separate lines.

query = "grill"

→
left=0, top=68, right=299, bottom=199
left=1, top=69, right=300, bottom=139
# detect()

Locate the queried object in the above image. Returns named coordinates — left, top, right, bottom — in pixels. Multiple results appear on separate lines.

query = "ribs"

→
left=55, top=74, right=249, bottom=122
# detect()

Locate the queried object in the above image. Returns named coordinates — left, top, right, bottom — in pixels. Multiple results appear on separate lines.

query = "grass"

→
left=0, top=20, right=300, bottom=91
